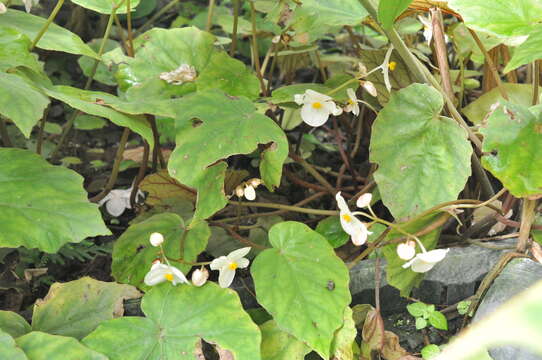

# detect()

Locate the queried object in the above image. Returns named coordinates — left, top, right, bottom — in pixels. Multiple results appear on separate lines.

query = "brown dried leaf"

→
left=139, top=170, right=196, bottom=206
left=362, top=308, right=385, bottom=352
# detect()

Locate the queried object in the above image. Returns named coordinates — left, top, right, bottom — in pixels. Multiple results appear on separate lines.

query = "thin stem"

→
left=230, top=200, right=337, bottom=216
left=249, top=0, right=267, bottom=96
left=0, top=117, right=12, bottom=147
left=327, top=78, right=359, bottom=96
left=126, top=0, right=134, bottom=56
left=517, top=199, right=537, bottom=253
left=229, top=0, right=240, bottom=56
left=352, top=210, right=421, bottom=243
left=30, top=0, right=65, bottom=50
left=430, top=7, right=454, bottom=103
left=36, top=107, right=50, bottom=155
left=89, top=127, right=131, bottom=203
left=130, top=140, right=149, bottom=207
left=347, top=228, right=390, bottom=270
left=206, top=0, right=216, bottom=31
left=289, top=152, right=336, bottom=194
left=533, top=60, right=540, bottom=106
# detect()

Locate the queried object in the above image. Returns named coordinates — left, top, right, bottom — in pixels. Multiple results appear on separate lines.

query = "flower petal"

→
left=294, top=93, right=305, bottom=105
left=305, top=89, right=332, bottom=103
left=228, top=247, right=251, bottom=261
left=210, top=256, right=228, bottom=270
left=356, top=193, right=372, bottom=208
left=347, top=88, right=357, bottom=102
left=417, top=249, right=449, bottom=263
left=335, top=192, right=350, bottom=213
left=301, top=104, right=330, bottom=127
left=218, top=268, right=236, bottom=288
left=351, top=225, right=370, bottom=246
left=144, top=267, right=167, bottom=286
left=410, top=258, right=437, bottom=273
left=397, top=243, right=416, bottom=260
left=244, top=185, right=256, bottom=201
left=236, top=257, right=250, bottom=269
left=170, top=266, right=189, bottom=285
left=105, top=198, right=127, bottom=217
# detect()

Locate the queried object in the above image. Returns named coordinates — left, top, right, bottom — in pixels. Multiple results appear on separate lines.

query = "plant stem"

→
left=136, top=0, right=180, bottom=35
left=230, top=0, right=241, bottom=56
left=517, top=199, right=537, bottom=253
left=430, top=7, right=454, bottom=103
left=36, top=106, right=50, bottom=155
left=0, top=117, right=12, bottom=147
left=230, top=200, right=338, bottom=216
left=30, top=0, right=65, bottom=50
left=126, top=0, right=134, bottom=56
left=533, top=60, right=540, bottom=106
left=289, top=152, right=336, bottom=194
left=206, top=0, right=216, bottom=31
left=249, top=0, right=268, bottom=96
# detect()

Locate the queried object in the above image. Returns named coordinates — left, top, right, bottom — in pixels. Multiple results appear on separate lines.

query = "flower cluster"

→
left=159, top=64, right=197, bottom=85
left=143, top=232, right=250, bottom=289
left=397, top=238, right=449, bottom=273
left=234, top=178, right=262, bottom=201
left=335, top=192, right=373, bottom=246
left=98, top=184, right=144, bottom=217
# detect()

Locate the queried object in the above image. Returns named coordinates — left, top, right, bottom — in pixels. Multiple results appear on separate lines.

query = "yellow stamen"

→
left=388, top=61, right=397, bottom=71
left=312, top=102, right=323, bottom=109
left=228, top=262, right=238, bottom=270
left=347, top=99, right=355, bottom=105
left=164, top=273, right=174, bottom=282
left=342, top=214, right=352, bottom=223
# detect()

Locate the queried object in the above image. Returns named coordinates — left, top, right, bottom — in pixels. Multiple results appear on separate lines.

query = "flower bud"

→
left=248, top=178, right=262, bottom=188
left=244, top=185, right=256, bottom=201
left=397, top=241, right=416, bottom=260
left=362, top=81, right=377, bottom=97
left=356, top=193, right=373, bottom=208
left=150, top=232, right=164, bottom=247
left=191, top=267, right=209, bottom=287
left=235, top=185, right=244, bottom=198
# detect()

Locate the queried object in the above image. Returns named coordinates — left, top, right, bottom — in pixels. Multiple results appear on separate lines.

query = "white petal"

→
left=304, top=89, right=332, bottom=103
left=170, top=266, right=189, bottom=285
left=331, top=103, right=343, bottom=116
left=356, top=193, right=373, bottom=208
left=228, top=247, right=251, bottom=261
left=0, top=3, right=7, bottom=14
left=351, top=225, right=371, bottom=246
left=236, top=257, right=250, bottom=269
left=351, top=103, right=360, bottom=116
left=301, top=104, right=330, bottom=127
left=335, top=192, right=350, bottom=213
left=417, top=249, right=449, bottom=263
left=210, top=256, right=228, bottom=270
left=294, top=94, right=305, bottom=105
left=410, top=258, right=437, bottom=273
left=144, top=267, right=167, bottom=286
left=347, top=88, right=357, bottom=102
left=191, top=268, right=209, bottom=287
left=402, top=257, right=416, bottom=269
left=97, top=192, right=113, bottom=206
left=397, top=243, right=416, bottom=260
left=244, top=185, right=256, bottom=201
left=218, top=268, right=236, bottom=288
left=105, top=198, right=127, bottom=217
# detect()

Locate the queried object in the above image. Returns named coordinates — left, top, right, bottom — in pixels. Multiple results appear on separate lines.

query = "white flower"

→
left=356, top=193, right=372, bottom=208
left=97, top=185, right=144, bottom=217
left=22, top=0, right=39, bottom=12
left=149, top=232, right=164, bottom=247
left=294, top=89, right=343, bottom=127
left=191, top=267, right=209, bottom=287
left=418, top=15, right=448, bottom=46
left=344, top=88, right=360, bottom=116
left=234, top=178, right=262, bottom=201
left=336, top=192, right=372, bottom=246
left=144, top=262, right=189, bottom=286
left=210, top=247, right=251, bottom=288
left=0, top=3, right=6, bottom=13
left=397, top=241, right=416, bottom=260
left=361, top=80, right=377, bottom=97
left=243, top=184, right=256, bottom=200
left=402, top=249, right=449, bottom=273
left=159, top=64, right=197, bottom=85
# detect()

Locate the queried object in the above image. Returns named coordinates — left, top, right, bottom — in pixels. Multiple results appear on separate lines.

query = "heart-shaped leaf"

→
left=112, top=213, right=210, bottom=289
left=31, top=277, right=141, bottom=339
left=481, top=101, right=542, bottom=197
left=251, top=221, right=351, bottom=358
left=83, top=283, right=261, bottom=360
left=70, top=0, right=141, bottom=14
left=370, top=84, right=472, bottom=220
left=0, top=148, right=110, bottom=253
left=0, top=26, right=42, bottom=73
left=17, top=332, right=107, bottom=360
left=0, top=311, right=31, bottom=338
left=260, top=320, right=311, bottom=360
left=0, top=330, right=28, bottom=360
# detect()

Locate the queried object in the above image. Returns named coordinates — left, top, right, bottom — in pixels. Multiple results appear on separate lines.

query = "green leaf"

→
left=260, top=320, right=311, bottom=360
left=378, top=0, right=413, bottom=30
left=31, top=277, right=140, bottom=339
left=17, top=332, right=107, bottom=360
left=41, top=85, right=154, bottom=146
left=0, top=73, right=49, bottom=138
left=251, top=221, right=351, bottom=358
left=0, top=311, right=31, bottom=338
left=421, top=344, right=441, bottom=359
left=112, top=213, right=210, bottom=289
left=370, top=84, right=472, bottom=220
left=504, top=27, right=542, bottom=73
left=1, top=10, right=99, bottom=59
left=462, top=84, right=540, bottom=125
left=74, top=114, right=107, bottom=130
left=381, top=213, right=442, bottom=296
left=448, top=0, right=542, bottom=37
left=119, top=27, right=259, bottom=99
left=77, top=39, right=120, bottom=86
left=415, top=317, right=428, bottom=330
left=70, top=0, right=141, bottom=14
left=0, top=26, right=42, bottom=73
left=406, top=302, right=428, bottom=318
left=271, top=84, right=332, bottom=105
left=316, top=216, right=350, bottom=248
left=330, top=307, right=357, bottom=360
left=428, top=311, right=448, bottom=330
left=480, top=101, right=542, bottom=197
left=167, top=90, right=288, bottom=221
left=83, top=283, right=261, bottom=360
left=0, top=148, right=110, bottom=253
left=0, top=330, right=27, bottom=360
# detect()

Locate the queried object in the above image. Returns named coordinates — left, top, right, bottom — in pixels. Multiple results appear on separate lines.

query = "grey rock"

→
left=473, top=258, right=542, bottom=360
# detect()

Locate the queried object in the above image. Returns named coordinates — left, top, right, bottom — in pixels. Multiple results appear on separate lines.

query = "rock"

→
left=473, top=258, right=542, bottom=360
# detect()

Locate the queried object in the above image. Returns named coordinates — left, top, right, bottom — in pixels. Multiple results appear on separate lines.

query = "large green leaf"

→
left=0, top=330, right=27, bottom=360
left=0, top=10, right=99, bottom=59
left=0, top=149, right=110, bottom=253
left=0, top=311, right=31, bottom=338
left=448, top=0, right=542, bottom=37
left=504, top=26, right=542, bottom=73
left=83, top=283, right=261, bottom=360
left=382, top=213, right=442, bottom=296
left=378, top=0, right=413, bottom=30
left=462, top=84, right=540, bottom=125
left=369, top=84, right=472, bottom=220
left=70, top=0, right=141, bottom=14
left=0, top=72, right=49, bottom=138
left=481, top=101, right=542, bottom=197
left=118, top=27, right=259, bottom=99
left=17, top=332, right=107, bottom=360
left=260, top=320, right=311, bottom=360
left=251, top=221, right=351, bottom=358
left=41, top=85, right=154, bottom=146
left=31, top=277, right=140, bottom=339
left=112, top=213, right=210, bottom=289
left=0, top=26, right=42, bottom=73
left=167, top=90, right=288, bottom=221
left=77, top=39, right=120, bottom=86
